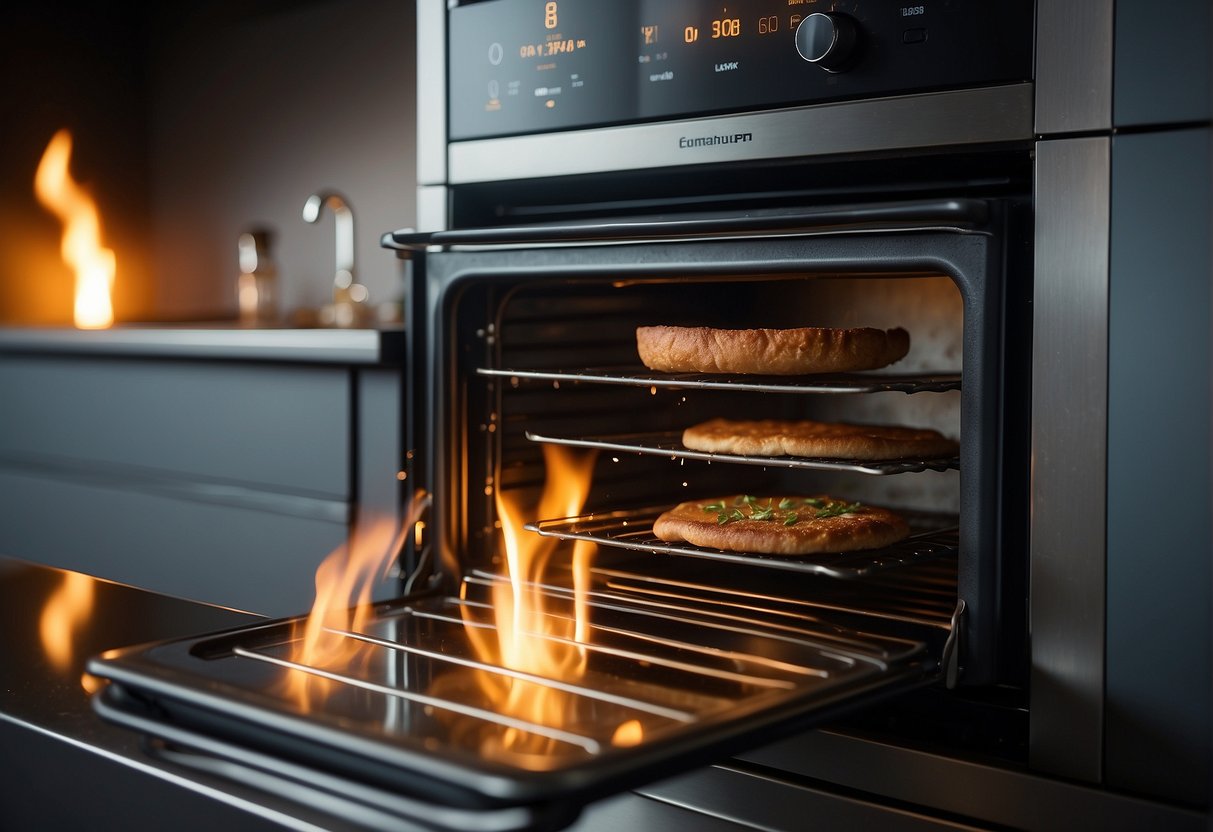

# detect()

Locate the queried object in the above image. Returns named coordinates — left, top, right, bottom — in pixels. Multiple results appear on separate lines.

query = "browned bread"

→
left=653, top=494, right=910, bottom=556
left=682, top=418, right=959, bottom=460
left=635, top=325, right=910, bottom=375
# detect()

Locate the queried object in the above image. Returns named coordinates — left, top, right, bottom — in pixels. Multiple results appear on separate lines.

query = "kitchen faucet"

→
left=303, top=190, right=368, bottom=327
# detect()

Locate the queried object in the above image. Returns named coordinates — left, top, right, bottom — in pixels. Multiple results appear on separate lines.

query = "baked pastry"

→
left=682, top=418, right=959, bottom=460
left=653, top=494, right=910, bottom=556
left=635, top=325, right=910, bottom=375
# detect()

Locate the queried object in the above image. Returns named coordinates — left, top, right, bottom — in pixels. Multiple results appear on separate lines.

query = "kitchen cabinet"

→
left=0, top=327, right=406, bottom=616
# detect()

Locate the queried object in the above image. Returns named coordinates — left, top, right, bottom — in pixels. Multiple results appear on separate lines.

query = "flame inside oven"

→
left=429, top=445, right=637, bottom=768
left=284, top=501, right=422, bottom=713
left=282, top=448, right=639, bottom=767
left=34, top=130, right=116, bottom=329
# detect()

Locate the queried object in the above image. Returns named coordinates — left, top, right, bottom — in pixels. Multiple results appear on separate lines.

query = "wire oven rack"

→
left=477, top=366, right=962, bottom=395
left=525, top=429, right=959, bottom=475
left=526, top=507, right=958, bottom=579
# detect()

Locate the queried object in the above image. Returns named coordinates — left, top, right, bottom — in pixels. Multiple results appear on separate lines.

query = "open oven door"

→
left=88, top=563, right=961, bottom=832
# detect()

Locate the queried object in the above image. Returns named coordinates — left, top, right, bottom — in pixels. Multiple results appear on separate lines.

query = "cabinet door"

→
left=0, top=357, right=350, bottom=498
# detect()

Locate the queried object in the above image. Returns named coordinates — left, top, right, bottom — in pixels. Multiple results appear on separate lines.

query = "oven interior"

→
left=423, top=201, right=1025, bottom=685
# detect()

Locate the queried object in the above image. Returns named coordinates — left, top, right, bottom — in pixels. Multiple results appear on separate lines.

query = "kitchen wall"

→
left=0, top=0, right=416, bottom=325
left=147, top=0, right=416, bottom=322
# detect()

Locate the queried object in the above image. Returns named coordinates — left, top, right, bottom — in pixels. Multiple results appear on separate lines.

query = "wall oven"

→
left=87, top=1, right=1211, bottom=829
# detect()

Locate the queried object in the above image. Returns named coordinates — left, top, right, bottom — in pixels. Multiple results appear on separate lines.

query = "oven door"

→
left=87, top=200, right=1012, bottom=832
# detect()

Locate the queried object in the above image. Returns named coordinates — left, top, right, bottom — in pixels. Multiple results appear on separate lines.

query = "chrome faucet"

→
left=303, top=190, right=368, bottom=326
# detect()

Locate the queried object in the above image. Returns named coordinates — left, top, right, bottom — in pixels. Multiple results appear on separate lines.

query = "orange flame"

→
left=39, top=570, right=96, bottom=673
left=454, top=445, right=640, bottom=762
left=284, top=500, right=426, bottom=712
left=34, top=129, right=115, bottom=329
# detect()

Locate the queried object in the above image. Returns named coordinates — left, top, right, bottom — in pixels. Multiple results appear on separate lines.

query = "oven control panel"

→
left=449, top=0, right=1032, bottom=141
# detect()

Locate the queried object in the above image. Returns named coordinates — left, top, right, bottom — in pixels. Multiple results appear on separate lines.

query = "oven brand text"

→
left=679, top=132, right=754, bottom=149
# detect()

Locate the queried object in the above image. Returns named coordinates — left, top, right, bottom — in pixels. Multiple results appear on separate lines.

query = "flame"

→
left=449, top=445, right=640, bottom=763
left=34, top=129, right=115, bottom=329
left=611, top=719, right=644, bottom=747
left=285, top=494, right=427, bottom=712
left=39, top=570, right=96, bottom=673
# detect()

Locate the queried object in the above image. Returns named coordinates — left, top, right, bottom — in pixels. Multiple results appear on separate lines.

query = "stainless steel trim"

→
left=1030, top=137, right=1110, bottom=783
left=449, top=84, right=1034, bottom=184
left=731, top=730, right=1209, bottom=832
left=1035, top=0, right=1114, bottom=134
left=415, top=184, right=449, bottom=233
left=416, top=0, right=447, bottom=188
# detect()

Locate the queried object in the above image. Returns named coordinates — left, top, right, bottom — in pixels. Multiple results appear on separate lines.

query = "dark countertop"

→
left=0, top=557, right=351, bottom=831
left=0, top=556, right=254, bottom=748
left=0, top=557, right=705, bottom=832
left=0, top=325, right=405, bottom=365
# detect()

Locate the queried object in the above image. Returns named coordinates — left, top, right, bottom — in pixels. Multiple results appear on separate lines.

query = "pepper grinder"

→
left=236, top=228, right=278, bottom=325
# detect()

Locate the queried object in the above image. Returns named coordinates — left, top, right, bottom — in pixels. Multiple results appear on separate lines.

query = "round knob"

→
left=795, top=12, right=860, bottom=73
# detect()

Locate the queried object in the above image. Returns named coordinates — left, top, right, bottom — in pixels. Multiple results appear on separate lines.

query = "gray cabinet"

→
left=0, top=345, right=406, bottom=617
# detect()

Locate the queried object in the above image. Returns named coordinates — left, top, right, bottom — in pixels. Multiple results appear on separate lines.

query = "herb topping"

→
left=698, top=496, right=863, bottom=527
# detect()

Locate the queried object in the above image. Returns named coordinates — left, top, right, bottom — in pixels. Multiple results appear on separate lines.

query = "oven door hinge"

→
left=940, top=599, right=966, bottom=689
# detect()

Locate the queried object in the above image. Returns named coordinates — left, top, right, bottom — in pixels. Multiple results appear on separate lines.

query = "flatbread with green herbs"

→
left=653, top=494, right=909, bottom=556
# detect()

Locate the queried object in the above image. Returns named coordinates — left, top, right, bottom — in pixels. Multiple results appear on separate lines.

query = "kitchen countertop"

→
left=0, top=325, right=405, bottom=365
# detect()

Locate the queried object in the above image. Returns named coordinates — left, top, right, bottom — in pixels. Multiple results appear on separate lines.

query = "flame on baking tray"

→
left=34, top=129, right=115, bottom=329
left=453, top=445, right=635, bottom=764
left=284, top=494, right=427, bottom=712
left=39, top=570, right=96, bottom=673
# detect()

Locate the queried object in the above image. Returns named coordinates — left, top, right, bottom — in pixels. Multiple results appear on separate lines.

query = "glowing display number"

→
left=711, top=18, right=740, bottom=38
left=684, top=26, right=699, bottom=43
left=757, top=15, right=779, bottom=34
left=545, top=2, right=558, bottom=29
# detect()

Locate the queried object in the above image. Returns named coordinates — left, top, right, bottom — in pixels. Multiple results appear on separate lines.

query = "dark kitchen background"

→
left=0, top=0, right=416, bottom=325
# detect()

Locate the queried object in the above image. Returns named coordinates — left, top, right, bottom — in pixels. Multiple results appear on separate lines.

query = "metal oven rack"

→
left=486, top=365, right=960, bottom=579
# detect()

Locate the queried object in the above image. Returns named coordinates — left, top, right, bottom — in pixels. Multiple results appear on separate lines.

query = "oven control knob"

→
left=794, top=12, right=860, bottom=73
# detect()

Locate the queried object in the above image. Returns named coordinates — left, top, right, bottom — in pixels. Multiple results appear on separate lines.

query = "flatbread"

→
left=635, top=325, right=910, bottom=375
left=682, top=418, right=958, bottom=461
left=653, top=494, right=910, bottom=556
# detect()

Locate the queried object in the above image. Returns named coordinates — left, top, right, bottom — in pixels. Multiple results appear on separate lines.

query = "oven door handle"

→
left=381, top=198, right=990, bottom=251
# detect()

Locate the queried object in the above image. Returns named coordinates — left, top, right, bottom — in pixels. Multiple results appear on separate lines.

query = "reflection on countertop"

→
left=0, top=557, right=254, bottom=743
left=0, top=323, right=405, bottom=365
left=0, top=557, right=350, bottom=830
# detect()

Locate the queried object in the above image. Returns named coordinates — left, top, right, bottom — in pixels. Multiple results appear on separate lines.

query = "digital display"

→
left=448, top=0, right=1032, bottom=141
